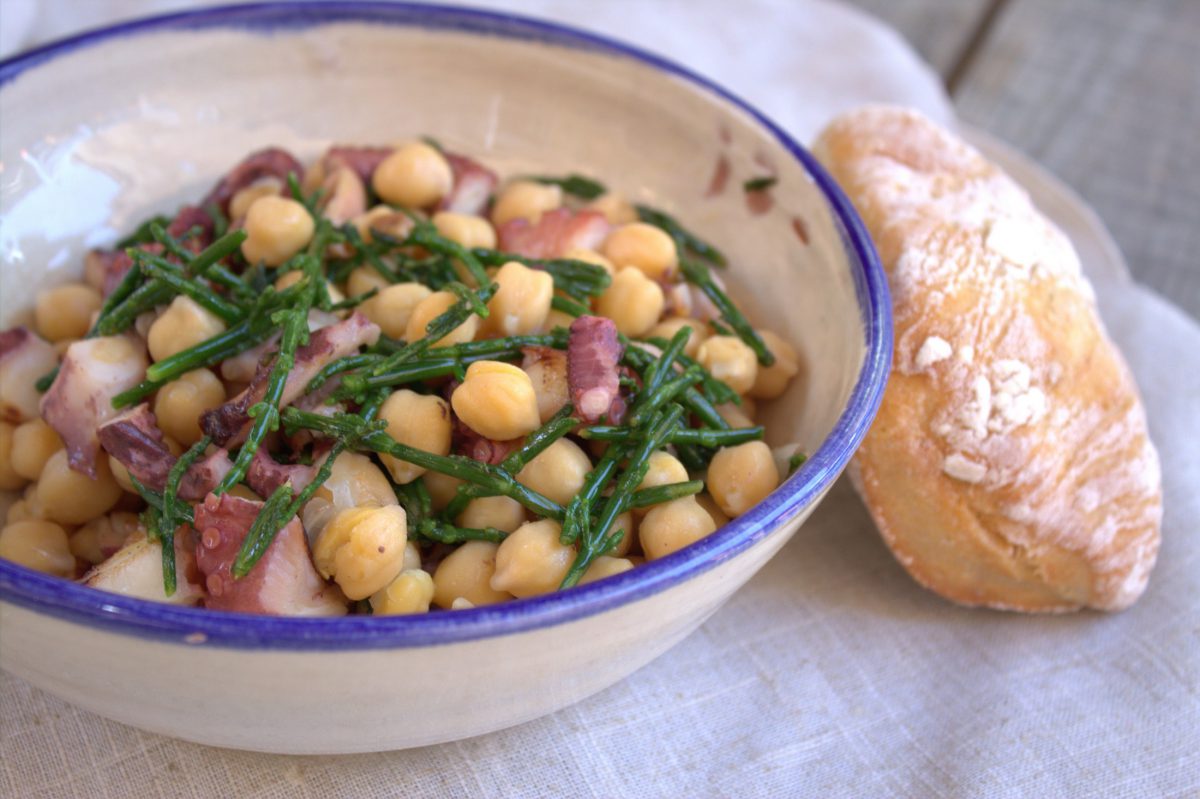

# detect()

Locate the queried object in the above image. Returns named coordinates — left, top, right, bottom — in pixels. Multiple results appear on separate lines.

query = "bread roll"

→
left=813, top=106, right=1161, bottom=612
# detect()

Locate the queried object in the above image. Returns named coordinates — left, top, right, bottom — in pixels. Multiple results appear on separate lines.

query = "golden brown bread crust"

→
left=813, top=106, right=1162, bottom=612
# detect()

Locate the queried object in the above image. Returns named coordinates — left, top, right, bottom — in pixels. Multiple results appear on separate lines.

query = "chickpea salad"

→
left=0, top=141, right=802, bottom=616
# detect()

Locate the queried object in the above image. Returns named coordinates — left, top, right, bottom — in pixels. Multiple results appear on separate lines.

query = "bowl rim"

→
left=0, top=1, right=891, bottom=650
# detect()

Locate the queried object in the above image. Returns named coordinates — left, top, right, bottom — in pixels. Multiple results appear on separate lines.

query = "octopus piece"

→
left=97, top=404, right=174, bottom=489
left=440, top=152, right=499, bottom=217
left=193, top=492, right=346, bottom=616
left=452, top=417, right=522, bottom=465
left=0, top=327, right=57, bottom=423
left=322, top=145, right=392, bottom=186
left=317, top=166, right=367, bottom=226
left=165, top=204, right=215, bottom=244
left=246, top=447, right=320, bottom=498
left=97, top=403, right=233, bottom=499
left=85, top=249, right=133, bottom=296
left=41, top=334, right=148, bottom=477
left=201, top=312, right=380, bottom=445
left=567, top=315, right=625, bottom=424
left=202, top=147, right=303, bottom=215
left=497, top=208, right=610, bottom=259
left=83, top=530, right=204, bottom=606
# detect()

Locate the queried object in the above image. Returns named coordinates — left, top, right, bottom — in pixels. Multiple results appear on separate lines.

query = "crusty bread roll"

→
left=813, top=106, right=1161, bottom=612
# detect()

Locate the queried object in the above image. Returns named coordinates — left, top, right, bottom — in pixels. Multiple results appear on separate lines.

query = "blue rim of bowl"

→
left=0, top=2, right=891, bottom=650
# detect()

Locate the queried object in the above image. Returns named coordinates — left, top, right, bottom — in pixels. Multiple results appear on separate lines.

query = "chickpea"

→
left=273, top=271, right=346, bottom=306
left=228, top=484, right=262, bottom=502
left=748, top=329, right=800, bottom=399
left=313, top=505, right=408, bottom=600
left=522, top=348, right=569, bottom=423
left=423, top=471, right=464, bottom=511
left=483, top=261, right=554, bottom=337
left=579, top=555, right=635, bottom=585
left=304, top=451, right=398, bottom=540
left=313, top=451, right=398, bottom=510
left=35, top=283, right=102, bottom=343
left=0, top=520, right=74, bottom=577
left=433, top=211, right=496, bottom=250
left=9, top=419, right=64, bottom=483
left=602, top=222, right=678, bottom=280
left=241, top=195, right=315, bottom=266
left=715, top=401, right=756, bottom=430
left=402, top=541, right=422, bottom=572
left=637, top=451, right=689, bottom=493
left=491, top=180, right=562, bottom=227
left=541, top=309, right=578, bottom=333
left=353, top=204, right=416, bottom=244
left=378, top=389, right=452, bottom=484
left=594, top=267, right=665, bottom=337
left=6, top=498, right=33, bottom=525
left=406, top=290, right=479, bottom=346
left=450, top=597, right=476, bottom=610
left=588, top=192, right=637, bottom=225
left=639, top=497, right=717, bottom=560
left=17, top=483, right=47, bottom=524
left=370, top=569, right=435, bottom=615
left=373, top=142, right=453, bottom=208
left=36, top=450, right=122, bottom=526
left=362, top=283, right=432, bottom=339
left=697, top=335, right=758, bottom=395
left=0, top=422, right=26, bottom=491
left=71, top=511, right=141, bottom=564
left=561, top=247, right=616, bottom=276
left=490, top=519, right=574, bottom=598
left=451, top=361, right=541, bottom=441
left=457, top=495, right=526, bottom=534
left=108, top=455, right=136, bottom=494
left=647, top=317, right=708, bottom=358
left=695, top=493, right=730, bottom=528
left=432, top=540, right=513, bottom=608
left=662, top=281, right=693, bottom=318
left=516, top=438, right=591, bottom=506
left=707, top=441, right=780, bottom=517
left=153, top=368, right=226, bottom=445
left=229, top=179, right=282, bottom=221
left=347, top=266, right=392, bottom=298
left=147, top=295, right=227, bottom=363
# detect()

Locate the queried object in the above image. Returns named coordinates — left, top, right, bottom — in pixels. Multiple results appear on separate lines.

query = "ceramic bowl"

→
left=0, top=3, right=890, bottom=754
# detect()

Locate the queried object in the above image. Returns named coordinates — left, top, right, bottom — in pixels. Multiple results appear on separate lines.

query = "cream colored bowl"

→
left=0, top=3, right=890, bottom=753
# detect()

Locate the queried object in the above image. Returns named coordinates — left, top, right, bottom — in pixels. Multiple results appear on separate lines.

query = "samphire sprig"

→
left=214, top=216, right=339, bottom=494
left=231, top=394, right=388, bottom=579
left=95, top=228, right=248, bottom=337
left=677, top=255, right=773, bottom=366
left=35, top=226, right=249, bottom=392
left=635, top=204, right=727, bottom=268
left=155, top=435, right=212, bottom=595
left=522, top=173, right=607, bottom=200
left=470, top=249, right=612, bottom=300
left=363, top=282, right=497, bottom=380
left=559, top=404, right=685, bottom=588
left=282, top=407, right=566, bottom=520
left=441, top=405, right=578, bottom=521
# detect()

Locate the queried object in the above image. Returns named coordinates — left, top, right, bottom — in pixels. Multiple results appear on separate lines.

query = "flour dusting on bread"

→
left=814, top=105, right=1161, bottom=612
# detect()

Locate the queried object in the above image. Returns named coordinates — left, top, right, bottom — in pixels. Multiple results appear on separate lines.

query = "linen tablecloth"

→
left=2, top=2, right=1196, bottom=796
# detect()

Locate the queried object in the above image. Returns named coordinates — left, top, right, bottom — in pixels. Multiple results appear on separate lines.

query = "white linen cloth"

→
left=1, top=2, right=1196, bottom=796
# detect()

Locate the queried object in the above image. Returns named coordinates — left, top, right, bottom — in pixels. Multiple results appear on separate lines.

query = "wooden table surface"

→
left=847, top=0, right=1199, bottom=320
